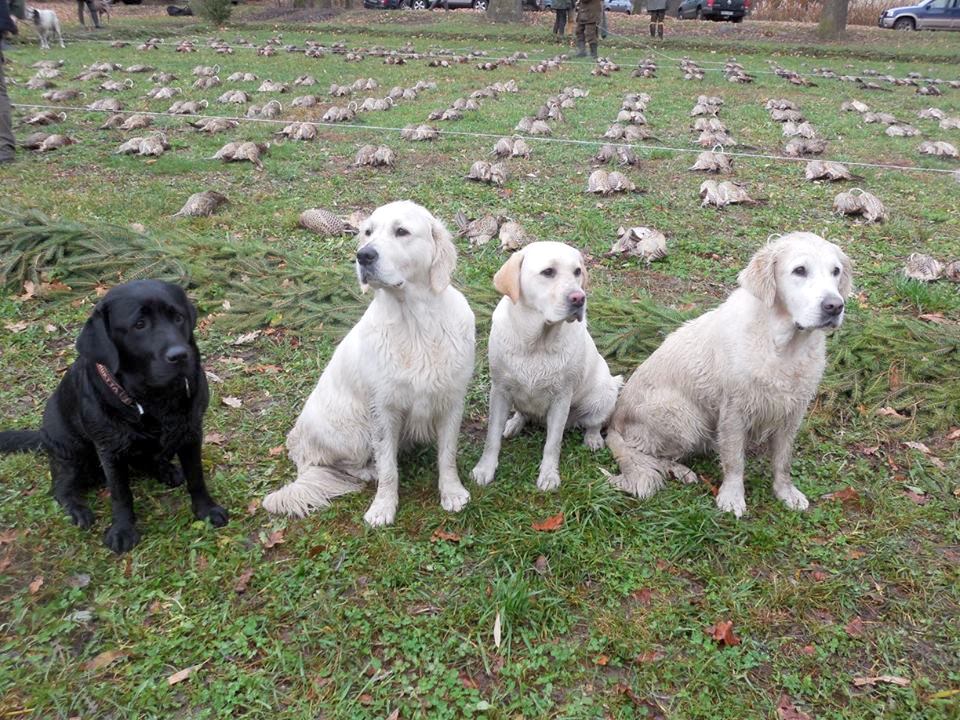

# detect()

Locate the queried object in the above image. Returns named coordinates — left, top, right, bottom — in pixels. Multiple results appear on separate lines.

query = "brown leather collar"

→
left=95, top=363, right=144, bottom=416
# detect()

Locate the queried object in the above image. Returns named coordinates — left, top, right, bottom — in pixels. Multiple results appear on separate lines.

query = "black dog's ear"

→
left=76, top=304, right=119, bottom=373
left=169, top=283, right=198, bottom=332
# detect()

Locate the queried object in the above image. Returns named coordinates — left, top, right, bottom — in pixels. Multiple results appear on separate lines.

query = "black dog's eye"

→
left=832, top=266, right=841, bottom=277
left=541, top=268, right=556, bottom=278
left=134, top=319, right=147, bottom=330
left=395, top=227, right=409, bottom=237
left=792, top=266, right=807, bottom=277
left=574, top=267, right=582, bottom=277
left=173, top=313, right=185, bottom=324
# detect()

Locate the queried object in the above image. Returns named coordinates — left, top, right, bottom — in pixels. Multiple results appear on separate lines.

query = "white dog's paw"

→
left=606, top=471, right=664, bottom=500
left=715, top=485, right=747, bottom=518
left=502, top=412, right=526, bottom=439
left=470, top=460, right=497, bottom=486
left=536, top=468, right=561, bottom=492
left=363, top=497, right=397, bottom=527
left=775, top=483, right=809, bottom=511
left=440, top=484, right=471, bottom=513
left=583, top=429, right=605, bottom=451
left=669, top=462, right=698, bottom=485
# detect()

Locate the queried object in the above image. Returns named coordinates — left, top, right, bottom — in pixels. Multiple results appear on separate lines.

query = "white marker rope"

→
left=14, top=101, right=959, bottom=175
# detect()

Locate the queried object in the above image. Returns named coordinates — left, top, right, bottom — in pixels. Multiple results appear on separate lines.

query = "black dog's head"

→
left=76, top=280, right=199, bottom=389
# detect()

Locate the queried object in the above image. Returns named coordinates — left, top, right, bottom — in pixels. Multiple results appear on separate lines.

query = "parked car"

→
left=364, top=0, right=407, bottom=8
left=678, top=0, right=749, bottom=22
left=407, top=0, right=540, bottom=8
left=605, top=0, right=634, bottom=13
left=879, top=0, right=960, bottom=30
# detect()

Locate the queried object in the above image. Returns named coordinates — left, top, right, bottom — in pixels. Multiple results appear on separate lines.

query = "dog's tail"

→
left=604, top=428, right=668, bottom=500
left=0, top=430, right=45, bottom=455
left=262, top=466, right=364, bottom=518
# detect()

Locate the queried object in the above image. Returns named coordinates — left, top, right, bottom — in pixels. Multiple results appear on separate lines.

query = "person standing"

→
left=574, top=0, right=601, bottom=59
left=552, top=0, right=572, bottom=43
left=647, top=0, right=667, bottom=38
left=0, top=0, right=20, bottom=164
left=77, top=0, right=101, bottom=28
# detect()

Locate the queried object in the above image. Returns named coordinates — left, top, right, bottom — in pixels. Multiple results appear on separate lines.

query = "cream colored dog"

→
left=606, top=232, right=852, bottom=517
left=471, top=241, right=622, bottom=491
left=263, top=201, right=476, bottom=527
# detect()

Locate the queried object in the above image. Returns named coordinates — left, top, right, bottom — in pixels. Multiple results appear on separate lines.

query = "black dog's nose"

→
left=165, top=346, right=189, bottom=364
left=356, top=246, right=378, bottom=267
left=821, top=297, right=844, bottom=316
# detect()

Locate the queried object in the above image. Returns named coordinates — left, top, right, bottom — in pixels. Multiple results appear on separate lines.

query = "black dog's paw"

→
left=156, top=463, right=185, bottom=488
left=68, top=505, right=95, bottom=529
left=103, top=523, right=140, bottom=554
left=194, top=500, right=229, bottom=527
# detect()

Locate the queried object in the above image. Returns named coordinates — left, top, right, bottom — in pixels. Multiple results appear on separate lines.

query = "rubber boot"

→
left=657, top=22, right=663, bottom=38
left=650, top=22, right=656, bottom=37
left=589, top=42, right=598, bottom=59
left=575, top=40, right=587, bottom=57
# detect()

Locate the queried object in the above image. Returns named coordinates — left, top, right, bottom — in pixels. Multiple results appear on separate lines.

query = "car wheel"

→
left=411, top=0, right=427, bottom=8
left=695, top=7, right=703, bottom=19
left=893, top=17, right=915, bottom=30
left=474, top=0, right=488, bottom=9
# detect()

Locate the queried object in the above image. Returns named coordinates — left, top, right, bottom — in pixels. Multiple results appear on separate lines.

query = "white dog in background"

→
left=606, top=232, right=852, bottom=517
left=471, top=241, right=622, bottom=491
left=263, top=201, right=476, bottom=527
left=28, top=7, right=65, bottom=50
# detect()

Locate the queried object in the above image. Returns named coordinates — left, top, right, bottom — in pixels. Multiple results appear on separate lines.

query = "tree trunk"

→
left=818, top=0, right=849, bottom=39
left=488, top=0, right=522, bottom=23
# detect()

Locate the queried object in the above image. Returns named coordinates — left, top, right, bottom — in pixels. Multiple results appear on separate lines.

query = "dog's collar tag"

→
left=95, top=363, right=144, bottom=417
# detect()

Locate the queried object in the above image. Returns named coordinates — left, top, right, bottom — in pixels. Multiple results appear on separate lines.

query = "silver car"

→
left=879, top=0, right=960, bottom=30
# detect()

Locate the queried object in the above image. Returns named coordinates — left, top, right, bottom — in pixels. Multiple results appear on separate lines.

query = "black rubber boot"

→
left=589, top=42, right=598, bottom=58
left=657, top=22, right=664, bottom=38
left=575, top=40, right=587, bottom=57
left=650, top=22, right=656, bottom=37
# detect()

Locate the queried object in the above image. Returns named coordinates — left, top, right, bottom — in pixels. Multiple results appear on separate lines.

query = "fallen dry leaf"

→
left=700, top=474, right=719, bottom=497
left=0, top=529, right=17, bottom=544
left=822, top=487, right=861, bottom=507
left=904, top=441, right=931, bottom=454
left=0, top=553, right=12, bottom=573
left=28, top=576, right=44, bottom=594
left=358, top=693, right=374, bottom=706
left=531, top=512, right=564, bottom=532
left=777, top=693, right=812, bottom=720
left=196, top=555, right=209, bottom=572
left=533, top=555, right=550, bottom=575
left=853, top=675, right=910, bottom=688
left=221, top=396, right=242, bottom=409
left=4, top=321, right=30, bottom=333
left=385, top=710, right=400, bottom=720
left=233, top=330, right=261, bottom=345
left=708, top=620, right=741, bottom=647
left=947, top=428, right=960, bottom=441
left=234, top=567, right=254, bottom=593
left=459, top=671, right=479, bottom=689
left=800, top=644, right=815, bottom=655
left=84, top=648, right=129, bottom=671
left=261, top=529, right=285, bottom=549
left=594, top=654, right=610, bottom=666
left=167, top=663, right=203, bottom=686
left=635, top=649, right=665, bottom=664
left=268, top=445, right=285, bottom=456
left=919, top=312, right=949, bottom=324
left=632, top=587, right=654, bottom=604
left=904, top=490, right=929, bottom=505
left=493, top=610, right=502, bottom=649
left=246, top=498, right=261, bottom=515
left=430, top=528, right=461, bottom=543
left=877, top=406, right=907, bottom=420
left=845, top=616, right=866, bottom=637
left=204, top=432, right=226, bottom=446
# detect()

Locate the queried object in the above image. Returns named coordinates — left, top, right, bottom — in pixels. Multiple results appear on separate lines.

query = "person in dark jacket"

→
left=0, top=0, right=19, bottom=163
left=552, top=0, right=572, bottom=42
left=647, top=0, right=667, bottom=37
left=77, top=0, right=101, bottom=28
left=574, top=0, right=601, bottom=58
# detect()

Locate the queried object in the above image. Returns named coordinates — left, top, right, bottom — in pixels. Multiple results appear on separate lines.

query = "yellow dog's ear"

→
left=493, top=250, right=524, bottom=304
left=836, top=245, right=854, bottom=298
left=579, top=252, right=590, bottom=291
left=738, top=242, right=779, bottom=307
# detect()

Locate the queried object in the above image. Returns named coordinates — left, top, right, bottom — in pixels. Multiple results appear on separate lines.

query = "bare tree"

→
left=818, top=0, right=849, bottom=38
left=488, top=0, right=522, bottom=22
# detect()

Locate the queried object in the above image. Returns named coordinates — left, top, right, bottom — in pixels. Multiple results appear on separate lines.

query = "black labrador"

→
left=0, top=280, right=228, bottom=553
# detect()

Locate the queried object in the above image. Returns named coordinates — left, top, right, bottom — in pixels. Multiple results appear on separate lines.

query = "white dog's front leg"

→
left=57, top=25, right=65, bottom=49
left=471, top=385, right=511, bottom=486
left=770, top=412, right=808, bottom=511
left=437, top=399, right=470, bottom=513
left=537, top=393, right=572, bottom=491
left=364, top=410, right=401, bottom=527
left=715, top=404, right=748, bottom=518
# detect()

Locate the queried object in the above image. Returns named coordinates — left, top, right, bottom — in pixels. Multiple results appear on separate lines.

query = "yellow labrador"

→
left=607, top=232, right=852, bottom=517
left=263, top=201, right=476, bottom=526
left=471, top=241, right=622, bottom=491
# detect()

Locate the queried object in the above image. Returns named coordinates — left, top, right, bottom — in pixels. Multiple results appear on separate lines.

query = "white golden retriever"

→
left=262, top=201, right=476, bottom=526
left=28, top=7, right=65, bottom=50
left=471, top=242, right=622, bottom=491
left=606, top=232, right=852, bottom=517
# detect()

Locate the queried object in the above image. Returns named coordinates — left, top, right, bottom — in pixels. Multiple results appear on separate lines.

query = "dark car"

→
left=678, top=0, right=749, bottom=22
left=879, top=0, right=960, bottom=29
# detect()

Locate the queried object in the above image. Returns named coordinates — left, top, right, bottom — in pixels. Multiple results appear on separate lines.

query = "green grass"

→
left=1, top=9, right=959, bottom=720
